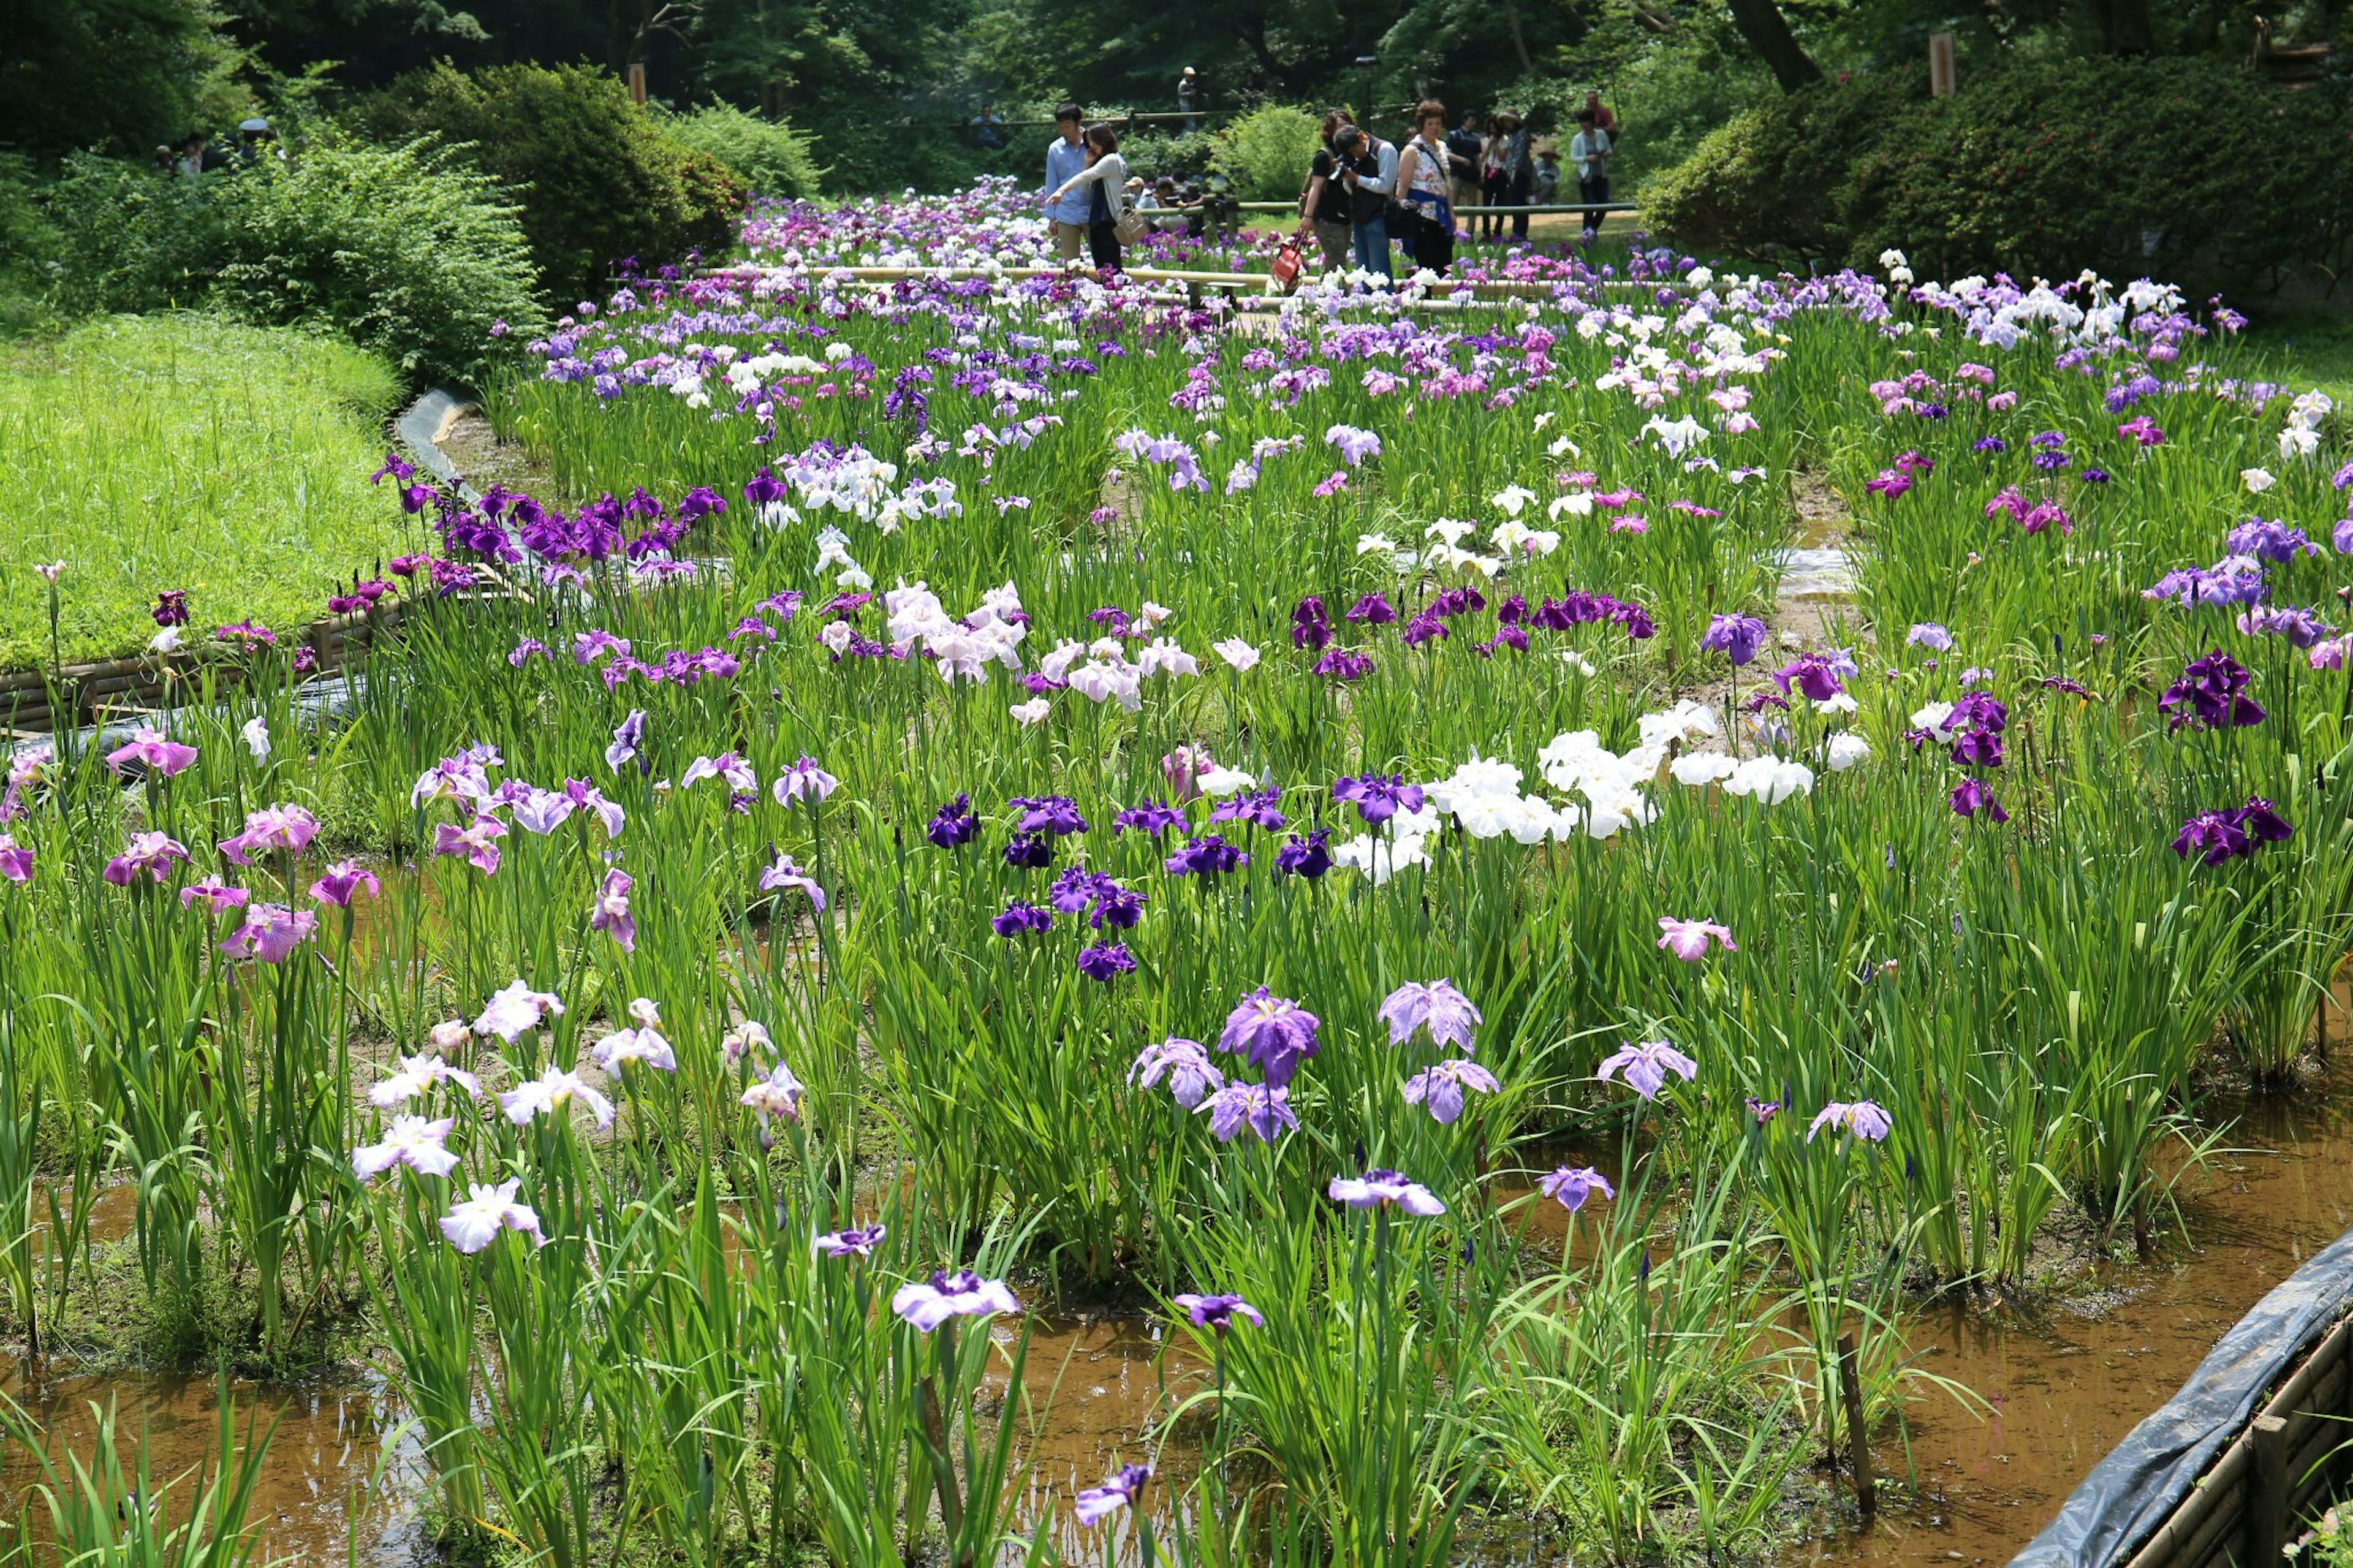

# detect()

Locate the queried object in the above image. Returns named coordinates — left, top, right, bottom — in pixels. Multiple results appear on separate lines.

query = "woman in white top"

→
left=1043, top=125, right=1131, bottom=272
left=1392, top=99, right=1455, bottom=276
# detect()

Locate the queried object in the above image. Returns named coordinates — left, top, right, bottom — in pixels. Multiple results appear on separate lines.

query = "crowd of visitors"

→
left=1037, top=86, right=1616, bottom=279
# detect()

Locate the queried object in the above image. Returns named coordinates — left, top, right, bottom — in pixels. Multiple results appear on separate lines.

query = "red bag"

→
left=1270, top=238, right=1305, bottom=294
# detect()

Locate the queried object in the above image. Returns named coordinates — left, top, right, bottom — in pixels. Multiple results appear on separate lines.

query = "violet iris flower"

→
left=605, top=710, right=647, bottom=772
left=1347, top=593, right=1398, bottom=624
left=1074, top=1464, right=1151, bottom=1528
left=1077, top=942, right=1137, bottom=982
left=500, top=1066, right=615, bottom=1130
left=1173, top=1292, right=1263, bottom=1331
left=431, top=816, right=506, bottom=875
left=1210, top=787, right=1287, bottom=831
left=104, top=727, right=198, bottom=779
left=310, top=861, right=381, bottom=907
left=218, top=803, right=320, bottom=865
left=103, top=831, right=189, bottom=886
left=927, top=794, right=980, bottom=848
left=1333, top=772, right=1424, bottom=826
left=1949, top=778, right=2009, bottom=822
left=1906, top=623, right=1953, bottom=651
left=1377, top=980, right=1482, bottom=1051
left=759, top=854, right=825, bottom=911
left=179, top=875, right=248, bottom=913
left=351, top=1115, right=459, bottom=1180
left=0, top=835, right=31, bottom=885
left=1010, top=794, right=1088, bottom=835
left=1596, top=1040, right=1699, bottom=1100
left=1165, top=834, right=1248, bottom=877
left=992, top=900, right=1053, bottom=937
left=472, top=980, right=564, bottom=1042
left=1290, top=596, right=1333, bottom=652
left=1806, top=1100, right=1893, bottom=1143
left=152, top=589, right=189, bottom=627
left=891, top=1269, right=1020, bottom=1330
left=589, top=868, right=636, bottom=950
left=1313, top=648, right=1374, bottom=681
left=1771, top=654, right=1844, bottom=702
left=1402, top=1058, right=1501, bottom=1124
left=1539, top=1165, right=1615, bottom=1213
left=816, top=1224, right=885, bottom=1258
left=773, top=756, right=839, bottom=806
left=1129, top=1037, right=1224, bottom=1108
left=1275, top=828, right=1333, bottom=878
left=1219, top=987, right=1321, bottom=1087
left=2160, top=651, right=2266, bottom=732
left=1702, top=614, right=1767, bottom=667
left=1328, top=1168, right=1447, bottom=1215
left=218, top=904, right=319, bottom=964
left=1197, top=1081, right=1297, bottom=1143
left=1115, top=800, right=1186, bottom=837
left=1004, top=831, right=1055, bottom=869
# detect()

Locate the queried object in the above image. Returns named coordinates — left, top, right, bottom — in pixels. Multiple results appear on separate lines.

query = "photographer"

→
left=1335, top=123, right=1396, bottom=281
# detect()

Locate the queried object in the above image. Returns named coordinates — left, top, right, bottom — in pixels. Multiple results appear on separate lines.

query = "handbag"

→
left=1270, top=238, right=1305, bottom=293
left=1113, top=206, right=1150, bottom=246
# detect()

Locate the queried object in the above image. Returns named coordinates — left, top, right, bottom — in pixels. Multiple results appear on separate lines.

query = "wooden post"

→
left=627, top=62, right=648, bottom=106
left=2249, top=1415, right=2289, bottom=1567
left=1838, top=1332, right=1877, bottom=1517
left=1928, top=33, right=1957, bottom=98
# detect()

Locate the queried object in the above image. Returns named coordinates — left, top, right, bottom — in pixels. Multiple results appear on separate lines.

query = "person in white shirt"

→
left=1569, top=109, right=1613, bottom=244
left=1043, top=124, right=1132, bottom=271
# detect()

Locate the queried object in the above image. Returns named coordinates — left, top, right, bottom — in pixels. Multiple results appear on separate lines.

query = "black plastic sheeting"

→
left=2012, top=1223, right=2353, bottom=1568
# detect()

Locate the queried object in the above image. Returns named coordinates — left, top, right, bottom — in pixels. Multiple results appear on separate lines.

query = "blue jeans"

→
left=1352, top=216, right=1390, bottom=278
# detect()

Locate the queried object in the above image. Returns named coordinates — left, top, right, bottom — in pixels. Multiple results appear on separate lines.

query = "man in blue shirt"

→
left=1044, top=104, right=1092, bottom=265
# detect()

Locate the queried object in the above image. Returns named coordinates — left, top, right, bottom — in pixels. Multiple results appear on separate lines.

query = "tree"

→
left=1722, top=0, right=1822, bottom=90
left=2084, top=0, right=2153, bottom=53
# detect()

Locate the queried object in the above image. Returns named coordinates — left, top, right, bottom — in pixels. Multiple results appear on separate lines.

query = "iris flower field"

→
left=3, top=178, right=2351, bottom=1567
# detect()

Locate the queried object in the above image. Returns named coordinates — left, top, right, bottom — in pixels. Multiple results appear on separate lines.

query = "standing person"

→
left=1585, top=89, right=1618, bottom=140
left=1335, top=123, right=1397, bottom=281
left=1295, top=110, right=1356, bottom=272
left=1044, top=104, right=1093, bottom=267
left=1042, top=124, right=1132, bottom=272
left=1394, top=100, right=1455, bottom=277
left=1178, top=66, right=1205, bottom=134
left=1569, top=109, right=1613, bottom=243
left=1494, top=107, right=1534, bottom=241
left=1479, top=114, right=1512, bottom=240
left=1445, top=111, right=1484, bottom=237
left=1534, top=142, right=1561, bottom=206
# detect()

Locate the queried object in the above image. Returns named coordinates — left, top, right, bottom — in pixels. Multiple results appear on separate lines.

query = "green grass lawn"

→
left=0, top=314, right=425, bottom=672
left=2248, top=304, right=2353, bottom=406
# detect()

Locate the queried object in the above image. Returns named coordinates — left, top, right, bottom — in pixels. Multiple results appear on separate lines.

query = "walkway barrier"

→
left=702, top=262, right=1682, bottom=304
left=2012, top=1223, right=2353, bottom=1568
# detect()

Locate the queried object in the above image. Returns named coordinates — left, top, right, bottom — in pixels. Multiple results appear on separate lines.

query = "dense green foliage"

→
left=659, top=100, right=826, bottom=200
left=1648, top=56, right=2353, bottom=290
left=345, top=62, right=746, bottom=298
left=1208, top=103, right=1327, bottom=202
left=0, top=314, right=411, bottom=669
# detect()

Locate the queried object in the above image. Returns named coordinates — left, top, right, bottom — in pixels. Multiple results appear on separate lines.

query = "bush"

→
left=1646, top=56, right=2353, bottom=292
left=28, top=153, right=225, bottom=319
left=346, top=62, right=746, bottom=299
left=1208, top=104, right=1322, bottom=202
left=210, top=137, right=544, bottom=387
left=661, top=102, right=825, bottom=200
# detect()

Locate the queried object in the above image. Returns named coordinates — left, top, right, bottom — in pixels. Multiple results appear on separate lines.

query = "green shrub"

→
left=1646, top=56, right=2353, bottom=292
left=1208, top=104, right=1322, bottom=202
left=210, top=136, right=544, bottom=387
left=29, top=152, right=226, bottom=319
left=661, top=102, right=825, bottom=200
left=1118, top=128, right=1220, bottom=183
left=346, top=62, right=746, bottom=298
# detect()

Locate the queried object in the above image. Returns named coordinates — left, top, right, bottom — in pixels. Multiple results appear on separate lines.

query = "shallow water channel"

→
left=7, top=1053, right=2353, bottom=1567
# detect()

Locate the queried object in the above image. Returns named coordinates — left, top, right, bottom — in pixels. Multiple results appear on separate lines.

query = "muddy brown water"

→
left=10, top=1056, right=2353, bottom=1566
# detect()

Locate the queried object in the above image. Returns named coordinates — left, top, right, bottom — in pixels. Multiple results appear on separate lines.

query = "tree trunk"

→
left=1501, top=0, right=1536, bottom=74
left=1725, top=0, right=1825, bottom=91
left=2085, top=0, right=2154, bottom=53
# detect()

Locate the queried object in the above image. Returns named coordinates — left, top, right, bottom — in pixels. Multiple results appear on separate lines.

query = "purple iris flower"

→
left=1275, top=828, right=1333, bottom=879
left=1290, top=596, right=1333, bottom=652
left=1165, top=835, right=1248, bottom=877
left=927, top=794, right=980, bottom=849
left=1328, top=1168, right=1446, bottom=1214
left=1050, top=867, right=1113, bottom=915
left=1074, top=1464, right=1151, bottom=1527
left=2236, top=795, right=2294, bottom=843
left=1115, top=800, right=1186, bottom=837
left=1219, top=987, right=1321, bottom=1087
left=103, top=831, right=189, bottom=886
left=2238, top=606, right=2337, bottom=649
left=890, top=1269, right=1018, bottom=1330
left=1347, top=593, right=1398, bottom=625
left=605, top=710, right=646, bottom=773
left=310, top=861, right=381, bottom=908
left=1129, top=1037, right=1223, bottom=1108
left=1197, top=1081, right=1297, bottom=1143
left=2159, top=651, right=2265, bottom=732
left=2172, top=810, right=2250, bottom=865
left=1313, top=648, right=1374, bottom=681
left=1596, top=1040, right=1698, bottom=1100
left=1010, top=794, right=1088, bottom=835
left=1004, top=831, right=1055, bottom=869
left=1906, top=623, right=1953, bottom=651
left=1211, top=787, right=1287, bottom=831
left=1377, top=980, right=1482, bottom=1051
left=1703, top=613, right=1768, bottom=667
left=1333, top=772, right=1424, bottom=826
left=1077, top=942, right=1137, bottom=982
left=1172, top=1292, right=1262, bottom=1331
left=816, top=1224, right=885, bottom=1257
left=1807, top=1100, right=1894, bottom=1143
left=1402, top=1058, right=1501, bottom=1124
left=1949, top=778, right=2009, bottom=822
left=104, top=727, right=199, bottom=779
left=991, top=900, right=1053, bottom=937
left=152, top=589, right=189, bottom=628
left=2226, top=518, right=2320, bottom=564
left=1539, top=1165, right=1615, bottom=1213
left=1771, top=654, right=1844, bottom=702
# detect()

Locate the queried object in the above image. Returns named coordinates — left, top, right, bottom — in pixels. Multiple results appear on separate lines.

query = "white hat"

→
left=1183, top=66, right=1197, bottom=74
